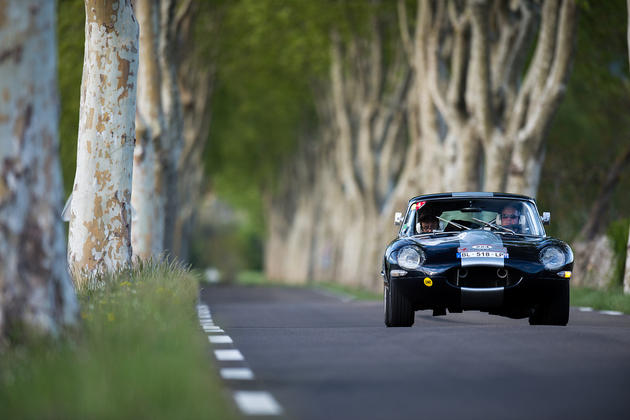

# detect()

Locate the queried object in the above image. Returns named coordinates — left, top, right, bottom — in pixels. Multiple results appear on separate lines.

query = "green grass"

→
left=234, top=270, right=381, bottom=301
left=571, top=286, right=630, bottom=314
left=312, top=282, right=381, bottom=301
left=235, top=270, right=268, bottom=286
left=0, top=261, right=237, bottom=420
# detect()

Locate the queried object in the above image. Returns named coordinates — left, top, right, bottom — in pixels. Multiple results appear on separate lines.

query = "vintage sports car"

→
left=382, top=192, right=572, bottom=327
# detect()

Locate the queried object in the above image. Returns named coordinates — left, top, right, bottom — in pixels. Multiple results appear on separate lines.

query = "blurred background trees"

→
left=55, top=0, right=630, bottom=291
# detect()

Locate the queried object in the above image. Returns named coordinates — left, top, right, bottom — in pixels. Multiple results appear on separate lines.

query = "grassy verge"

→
left=235, top=271, right=630, bottom=313
left=234, top=270, right=381, bottom=301
left=571, top=286, right=630, bottom=314
left=0, top=261, right=237, bottom=420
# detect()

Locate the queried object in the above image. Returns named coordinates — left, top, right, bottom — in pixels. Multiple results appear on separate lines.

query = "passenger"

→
left=500, top=204, right=521, bottom=233
left=418, top=213, right=439, bottom=233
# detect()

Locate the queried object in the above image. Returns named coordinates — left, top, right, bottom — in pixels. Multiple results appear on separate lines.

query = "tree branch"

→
left=330, top=31, right=362, bottom=200
left=446, top=2, right=469, bottom=115
left=465, top=0, right=493, bottom=145
left=580, top=144, right=630, bottom=240
left=397, top=0, right=414, bottom=61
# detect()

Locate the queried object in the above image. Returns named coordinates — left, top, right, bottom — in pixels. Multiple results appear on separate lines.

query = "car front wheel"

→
left=384, top=280, right=414, bottom=327
left=529, top=282, right=569, bottom=326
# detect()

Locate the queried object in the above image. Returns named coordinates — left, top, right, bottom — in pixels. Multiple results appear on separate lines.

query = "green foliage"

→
left=208, top=0, right=331, bottom=202
left=0, top=262, right=237, bottom=420
left=57, top=0, right=85, bottom=196
left=539, top=0, right=630, bottom=241
left=206, top=0, right=401, bottom=268
left=607, top=218, right=629, bottom=287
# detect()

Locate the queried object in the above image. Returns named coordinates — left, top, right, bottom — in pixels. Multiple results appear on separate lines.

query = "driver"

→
left=418, top=213, right=439, bottom=233
left=500, top=204, right=521, bottom=233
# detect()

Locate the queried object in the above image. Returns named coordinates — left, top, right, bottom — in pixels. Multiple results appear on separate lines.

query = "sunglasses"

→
left=502, top=214, right=518, bottom=219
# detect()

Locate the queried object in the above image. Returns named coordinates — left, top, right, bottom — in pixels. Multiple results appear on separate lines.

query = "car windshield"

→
left=401, top=198, right=545, bottom=236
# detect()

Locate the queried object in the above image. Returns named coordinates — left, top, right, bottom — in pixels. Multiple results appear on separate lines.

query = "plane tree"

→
left=0, top=0, right=78, bottom=339
left=67, top=0, right=139, bottom=281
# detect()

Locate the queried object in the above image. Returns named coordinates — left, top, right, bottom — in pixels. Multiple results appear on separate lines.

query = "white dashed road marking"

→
left=199, top=301, right=283, bottom=416
left=234, top=391, right=283, bottom=416
left=209, top=335, right=233, bottom=344
left=204, top=326, right=224, bottom=333
left=600, top=310, right=623, bottom=316
left=215, top=349, right=245, bottom=361
left=577, top=307, right=626, bottom=316
left=220, top=368, right=254, bottom=380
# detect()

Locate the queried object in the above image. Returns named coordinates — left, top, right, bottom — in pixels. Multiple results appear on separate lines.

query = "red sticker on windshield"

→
left=415, top=201, right=426, bottom=210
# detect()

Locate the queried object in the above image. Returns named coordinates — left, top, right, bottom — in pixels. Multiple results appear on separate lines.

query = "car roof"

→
left=408, top=192, right=536, bottom=203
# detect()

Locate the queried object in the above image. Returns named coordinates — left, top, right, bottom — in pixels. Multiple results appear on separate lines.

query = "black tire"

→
left=384, top=280, right=414, bottom=327
left=529, top=282, right=570, bottom=326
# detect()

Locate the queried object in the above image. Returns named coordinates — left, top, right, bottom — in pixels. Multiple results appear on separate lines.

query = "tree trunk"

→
left=173, top=0, right=216, bottom=262
left=263, top=193, right=289, bottom=282
left=158, top=0, right=184, bottom=256
left=68, top=0, right=139, bottom=281
left=0, top=0, right=78, bottom=339
left=132, top=0, right=166, bottom=261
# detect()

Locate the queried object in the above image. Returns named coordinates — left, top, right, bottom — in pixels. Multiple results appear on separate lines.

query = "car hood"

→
left=409, top=230, right=547, bottom=272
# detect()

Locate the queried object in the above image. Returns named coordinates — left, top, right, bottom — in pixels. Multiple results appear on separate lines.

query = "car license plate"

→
left=460, top=251, right=506, bottom=258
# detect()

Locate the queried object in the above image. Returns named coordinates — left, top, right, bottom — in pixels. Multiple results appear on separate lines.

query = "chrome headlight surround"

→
left=540, top=246, right=566, bottom=271
left=397, top=246, right=425, bottom=270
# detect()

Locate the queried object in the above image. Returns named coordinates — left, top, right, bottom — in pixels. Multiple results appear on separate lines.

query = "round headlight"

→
left=397, top=246, right=425, bottom=270
left=540, top=246, right=566, bottom=270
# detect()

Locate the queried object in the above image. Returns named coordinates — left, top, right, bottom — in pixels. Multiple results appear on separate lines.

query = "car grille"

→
left=446, top=267, right=521, bottom=288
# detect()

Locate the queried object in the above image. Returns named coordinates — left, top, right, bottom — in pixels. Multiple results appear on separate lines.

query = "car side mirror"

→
left=394, top=212, right=403, bottom=226
left=541, top=212, right=550, bottom=225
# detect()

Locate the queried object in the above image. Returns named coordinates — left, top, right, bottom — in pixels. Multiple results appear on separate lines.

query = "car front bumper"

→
left=389, top=272, right=570, bottom=319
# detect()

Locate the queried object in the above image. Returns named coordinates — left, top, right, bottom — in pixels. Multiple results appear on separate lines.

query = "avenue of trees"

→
left=209, top=0, right=629, bottom=291
left=0, top=0, right=216, bottom=340
left=264, top=0, right=579, bottom=289
left=1, top=0, right=629, bottom=340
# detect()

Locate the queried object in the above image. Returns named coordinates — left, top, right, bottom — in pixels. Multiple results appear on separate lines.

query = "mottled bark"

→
left=132, top=0, right=166, bottom=260
left=68, top=0, right=139, bottom=280
left=0, top=0, right=78, bottom=339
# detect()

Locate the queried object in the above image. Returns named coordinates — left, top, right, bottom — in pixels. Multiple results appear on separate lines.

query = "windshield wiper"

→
left=437, top=216, right=470, bottom=231
left=472, top=217, right=515, bottom=234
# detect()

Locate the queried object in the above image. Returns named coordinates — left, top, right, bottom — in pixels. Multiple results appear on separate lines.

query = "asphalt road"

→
left=200, top=284, right=630, bottom=420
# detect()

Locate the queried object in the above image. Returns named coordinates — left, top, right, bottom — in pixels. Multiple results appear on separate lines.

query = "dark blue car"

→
left=382, top=192, right=572, bottom=327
